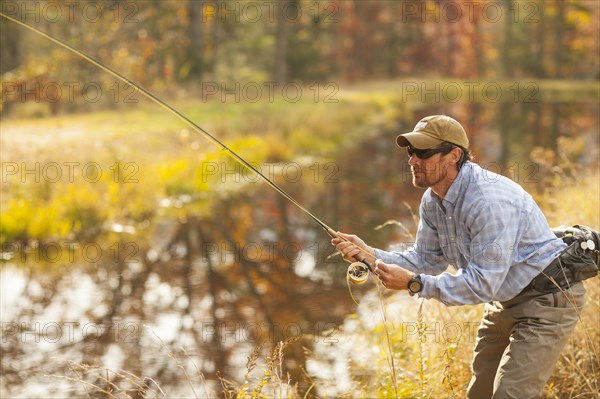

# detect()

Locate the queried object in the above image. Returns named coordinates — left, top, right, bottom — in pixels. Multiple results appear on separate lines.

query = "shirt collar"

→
left=431, top=161, right=471, bottom=207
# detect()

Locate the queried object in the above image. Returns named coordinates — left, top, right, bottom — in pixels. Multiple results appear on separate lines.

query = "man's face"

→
left=407, top=145, right=456, bottom=189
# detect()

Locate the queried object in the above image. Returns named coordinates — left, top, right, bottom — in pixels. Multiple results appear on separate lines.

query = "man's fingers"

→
left=331, top=236, right=355, bottom=247
left=331, top=233, right=373, bottom=262
left=345, top=246, right=361, bottom=259
left=331, top=240, right=360, bottom=261
left=337, top=232, right=362, bottom=246
left=346, top=248, right=359, bottom=259
left=374, top=259, right=389, bottom=272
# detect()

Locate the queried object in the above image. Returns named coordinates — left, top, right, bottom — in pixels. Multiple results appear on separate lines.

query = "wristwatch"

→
left=408, top=274, right=423, bottom=296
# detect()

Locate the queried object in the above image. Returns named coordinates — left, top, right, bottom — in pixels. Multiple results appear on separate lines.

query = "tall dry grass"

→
left=536, top=168, right=600, bottom=398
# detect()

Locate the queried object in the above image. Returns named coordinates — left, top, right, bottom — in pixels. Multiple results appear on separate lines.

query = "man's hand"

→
left=373, top=259, right=415, bottom=291
left=331, top=234, right=415, bottom=291
left=331, top=232, right=375, bottom=262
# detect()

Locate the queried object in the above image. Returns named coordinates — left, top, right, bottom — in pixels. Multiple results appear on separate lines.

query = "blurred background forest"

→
left=1, top=0, right=599, bottom=398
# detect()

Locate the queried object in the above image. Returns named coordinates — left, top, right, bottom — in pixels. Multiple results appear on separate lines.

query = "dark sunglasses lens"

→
left=407, top=146, right=431, bottom=158
left=407, top=145, right=451, bottom=159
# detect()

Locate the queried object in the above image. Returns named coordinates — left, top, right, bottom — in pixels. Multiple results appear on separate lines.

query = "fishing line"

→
left=1, top=13, right=375, bottom=273
left=345, top=264, right=400, bottom=399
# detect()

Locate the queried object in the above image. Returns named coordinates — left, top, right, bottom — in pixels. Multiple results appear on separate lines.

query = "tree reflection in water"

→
left=1, top=159, right=409, bottom=397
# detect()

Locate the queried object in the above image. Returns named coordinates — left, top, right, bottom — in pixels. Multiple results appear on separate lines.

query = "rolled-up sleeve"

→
left=375, top=202, right=449, bottom=275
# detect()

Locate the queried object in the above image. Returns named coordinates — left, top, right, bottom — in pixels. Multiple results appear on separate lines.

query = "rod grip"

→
left=326, top=227, right=339, bottom=238
left=328, top=228, right=375, bottom=271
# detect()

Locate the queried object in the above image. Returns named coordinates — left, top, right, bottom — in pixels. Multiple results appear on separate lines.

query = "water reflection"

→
left=1, top=185, right=372, bottom=397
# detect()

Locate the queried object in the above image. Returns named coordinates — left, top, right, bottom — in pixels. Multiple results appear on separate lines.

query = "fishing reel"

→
left=327, top=227, right=375, bottom=285
left=347, top=261, right=371, bottom=285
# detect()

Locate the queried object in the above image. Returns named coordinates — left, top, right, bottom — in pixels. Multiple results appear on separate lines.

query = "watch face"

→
left=409, top=279, right=422, bottom=293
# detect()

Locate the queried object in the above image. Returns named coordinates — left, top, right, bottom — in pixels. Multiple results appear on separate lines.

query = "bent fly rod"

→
left=1, top=13, right=375, bottom=284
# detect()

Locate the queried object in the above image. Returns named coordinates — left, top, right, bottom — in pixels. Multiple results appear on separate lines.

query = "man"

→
left=332, top=115, right=585, bottom=399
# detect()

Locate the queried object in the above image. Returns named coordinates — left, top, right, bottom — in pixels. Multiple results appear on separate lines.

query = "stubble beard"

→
left=411, top=165, right=448, bottom=189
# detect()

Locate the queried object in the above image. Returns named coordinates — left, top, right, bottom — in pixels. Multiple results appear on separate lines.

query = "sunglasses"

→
left=407, top=144, right=454, bottom=159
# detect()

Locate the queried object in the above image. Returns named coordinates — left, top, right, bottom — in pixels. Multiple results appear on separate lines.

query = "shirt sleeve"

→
left=374, top=201, right=449, bottom=275
left=419, top=200, right=522, bottom=305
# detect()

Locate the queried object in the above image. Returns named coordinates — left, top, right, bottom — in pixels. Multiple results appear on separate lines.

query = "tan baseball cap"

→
left=396, top=115, right=469, bottom=149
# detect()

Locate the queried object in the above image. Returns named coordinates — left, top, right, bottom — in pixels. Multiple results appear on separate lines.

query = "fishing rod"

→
left=1, top=13, right=375, bottom=283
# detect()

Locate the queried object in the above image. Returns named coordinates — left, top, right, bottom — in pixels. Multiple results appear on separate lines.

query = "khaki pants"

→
left=467, top=282, right=586, bottom=399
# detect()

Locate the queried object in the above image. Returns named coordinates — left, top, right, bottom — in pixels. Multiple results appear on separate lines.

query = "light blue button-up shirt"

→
left=375, top=162, right=566, bottom=305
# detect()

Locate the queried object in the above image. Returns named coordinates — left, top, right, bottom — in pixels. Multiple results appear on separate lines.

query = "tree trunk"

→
left=273, top=0, right=291, bottom=82
left=549, top=1, right=566, bottom=152
left=188, top=1, right=205, bottom=78
left=0, top=20, right=21, bottom=73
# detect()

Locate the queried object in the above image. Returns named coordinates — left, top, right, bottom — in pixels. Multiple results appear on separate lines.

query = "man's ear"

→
left=450, top=147, right=462, bottom=165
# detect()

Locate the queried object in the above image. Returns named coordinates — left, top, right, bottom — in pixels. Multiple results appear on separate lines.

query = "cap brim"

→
left=396, top=133, right=443, bottom=149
